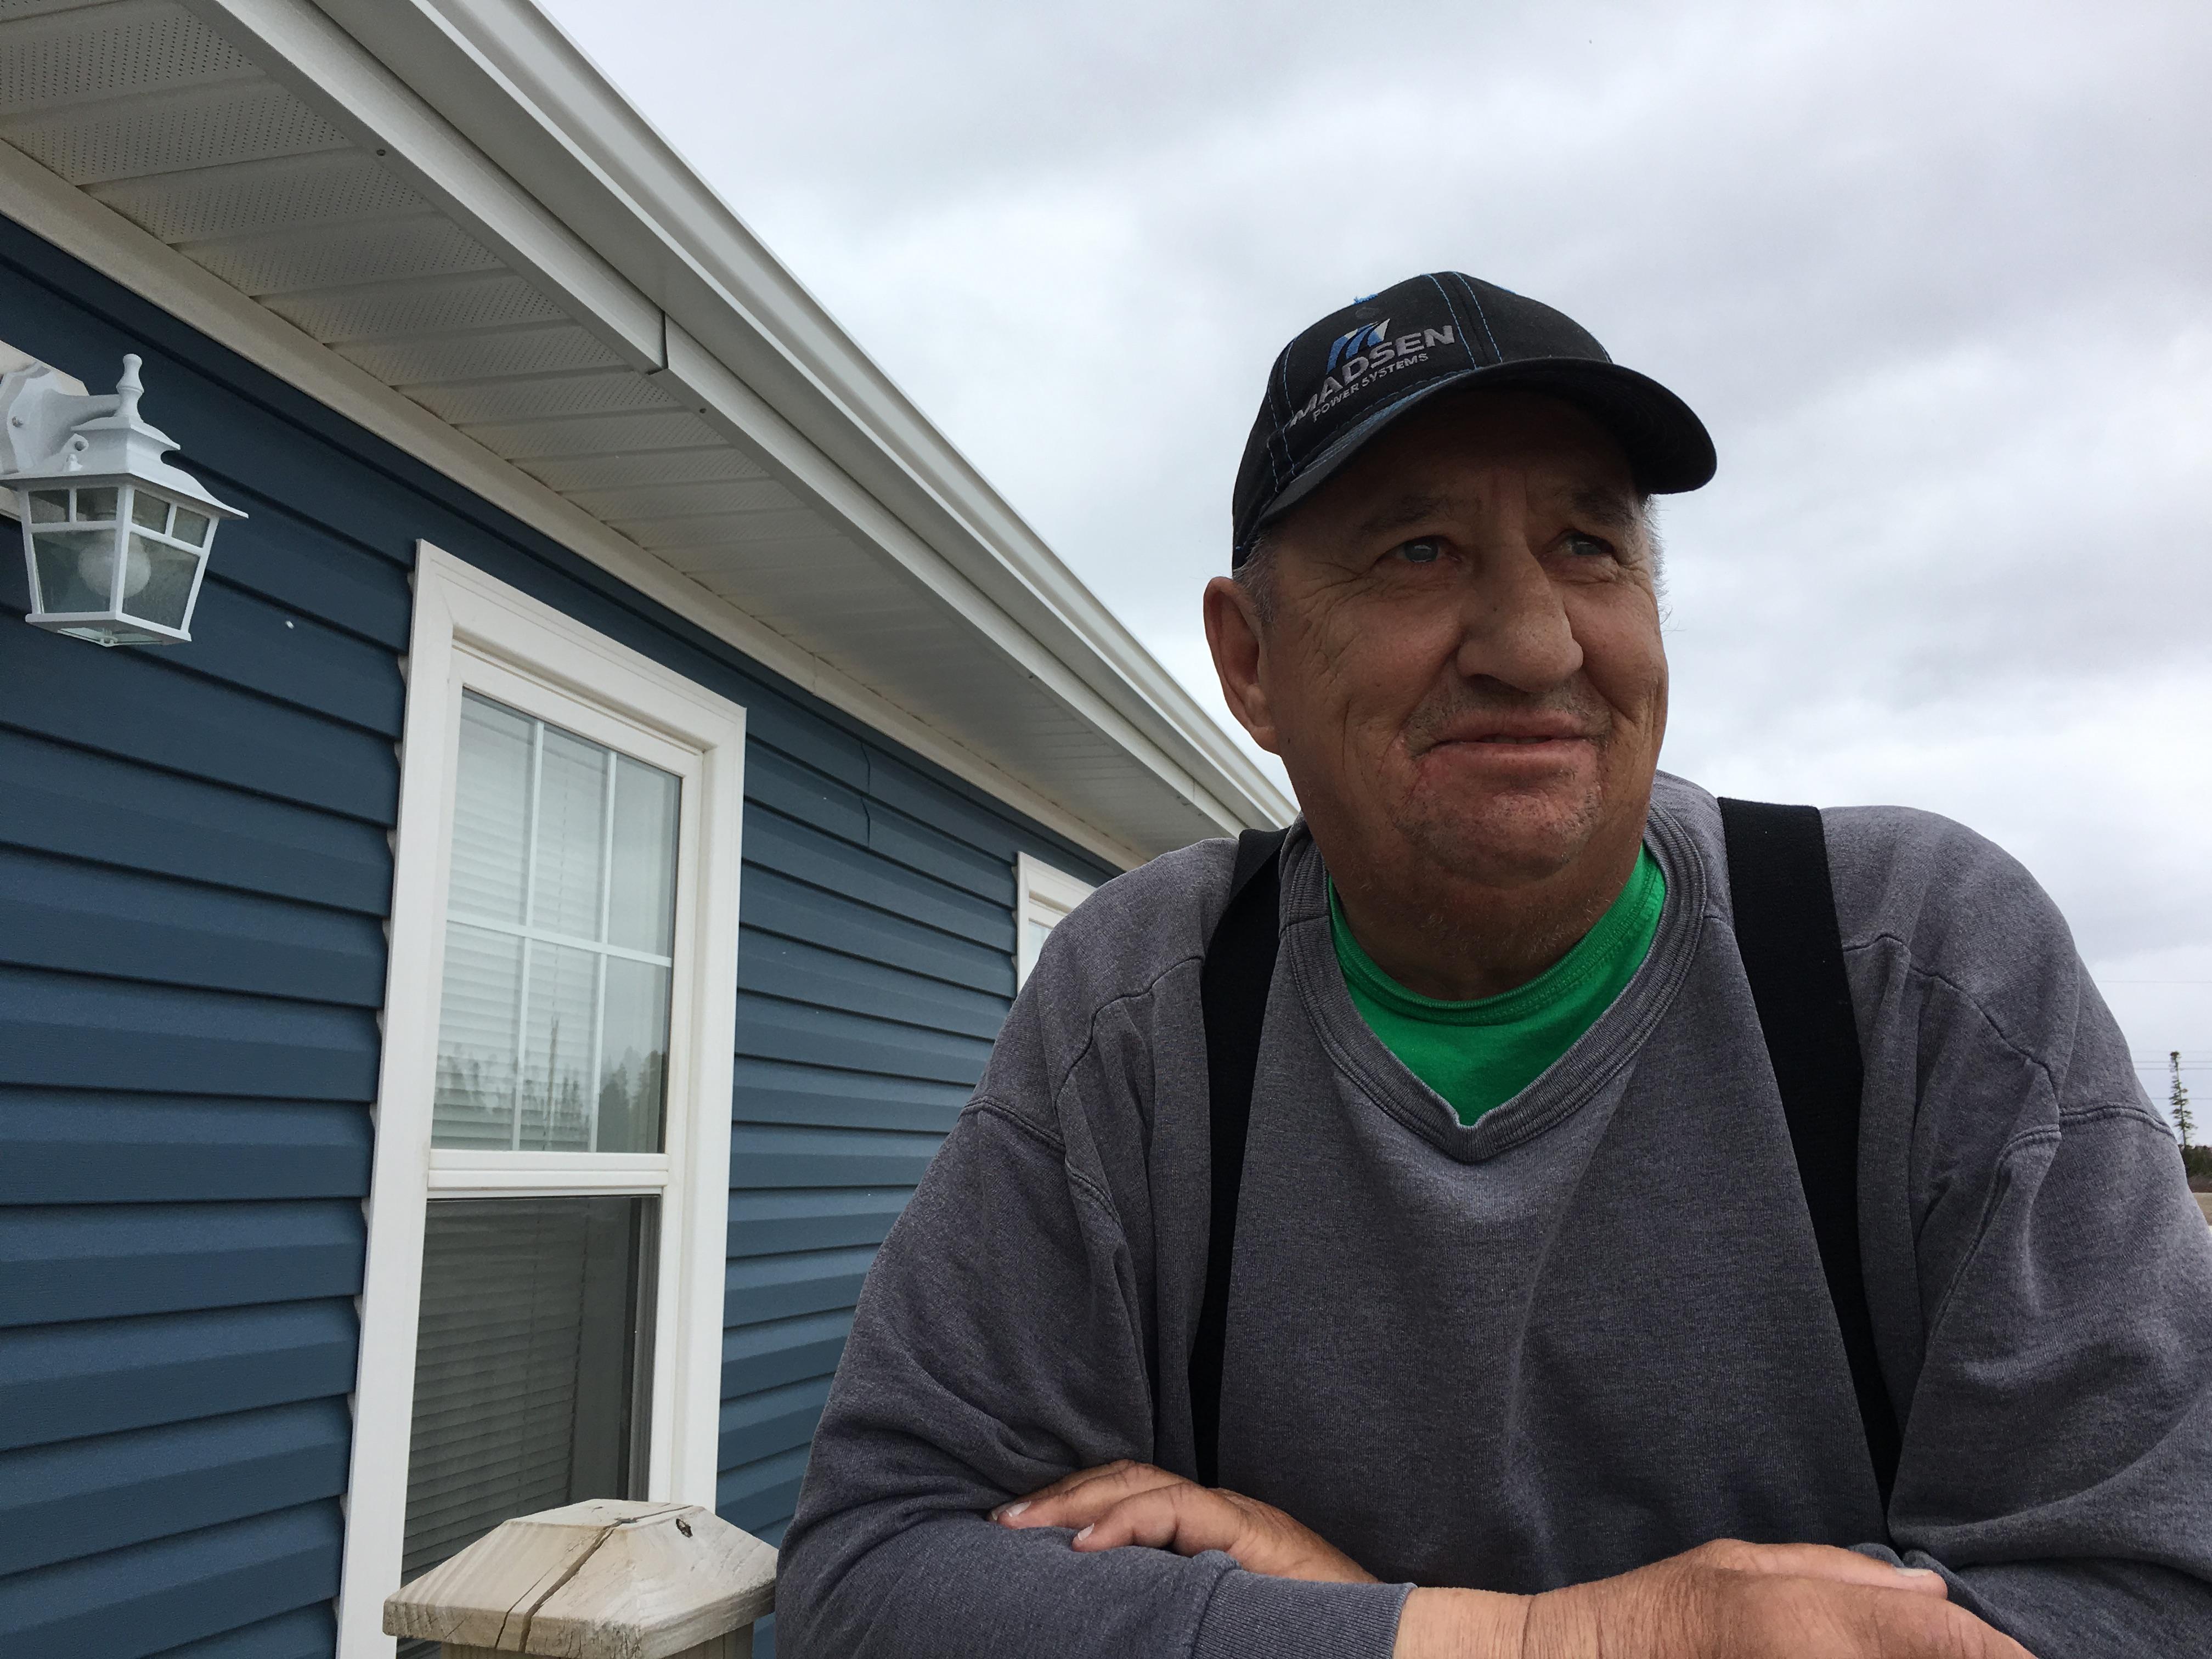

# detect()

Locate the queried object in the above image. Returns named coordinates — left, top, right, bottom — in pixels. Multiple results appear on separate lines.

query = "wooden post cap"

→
left=383, top=1499, right=777, bottom=1658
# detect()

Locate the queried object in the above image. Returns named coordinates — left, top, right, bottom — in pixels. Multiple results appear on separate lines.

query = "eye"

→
left=1393, top=537, right=1444, bottom=565
left=1561, top=531, right=1616, bottom=559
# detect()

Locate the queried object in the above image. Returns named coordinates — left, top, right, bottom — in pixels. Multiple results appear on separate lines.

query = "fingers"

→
left=1068, top=1484, right=1245, bottom=1559
left=992, top=1460, right=1187, bottom=1530
left=1690, top=1537, right=1951, bottom=1598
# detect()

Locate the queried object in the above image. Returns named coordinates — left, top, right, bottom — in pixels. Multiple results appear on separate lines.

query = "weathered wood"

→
left=385, top=1498, right=776, bottom=1659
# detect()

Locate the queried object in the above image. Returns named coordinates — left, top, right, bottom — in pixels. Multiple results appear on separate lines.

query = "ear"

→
left=1203, top=575, right=1280, bottom=755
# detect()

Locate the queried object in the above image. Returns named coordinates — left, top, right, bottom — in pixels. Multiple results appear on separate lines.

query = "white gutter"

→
left=188, top=0, right=1293, bottom=836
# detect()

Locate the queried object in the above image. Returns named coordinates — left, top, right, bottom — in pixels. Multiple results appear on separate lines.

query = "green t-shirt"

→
left=1328, top=850, right=1667, bottom=1127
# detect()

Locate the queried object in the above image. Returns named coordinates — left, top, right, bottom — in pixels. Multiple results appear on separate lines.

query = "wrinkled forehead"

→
left=1289, top=389, right=1643, bottom=539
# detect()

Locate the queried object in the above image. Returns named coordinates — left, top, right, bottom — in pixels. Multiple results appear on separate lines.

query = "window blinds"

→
left=399, top=1196, right=652, bottom=1623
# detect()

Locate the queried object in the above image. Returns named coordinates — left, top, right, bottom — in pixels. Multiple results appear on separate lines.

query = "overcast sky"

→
left=540, top=0, right=2211, bottom=1118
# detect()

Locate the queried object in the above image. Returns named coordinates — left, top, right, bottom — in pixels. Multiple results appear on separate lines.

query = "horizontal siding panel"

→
left=179, top=574, right=406, bottom=735
left=742, top=869, right=1010, bottom=996
left=748, top=706, right=868, bottom=792
left=734, top=1055, right=969, bottom=1135
left=716, top=1375, right=832, bottom=1472
left=864, top=800, right=1018, bottom=906
left=726, top=1188, right=911, bottom=1257
left=865, top=745, right=1111, bottom=882
left=730, top=1123, right=945, bottom=1193
left=733, top=995, right=991, bottom=1089
left=736, top=931, right=1007, bottom=1041
left=0, top=966, right=379, bottom=1100
left=0, top=727, right=391, bottom=915
left=715, top=1444, right=809, bottom=1537
left=0, top=618, right=398, bottom=823
left=183, top=495, right=412, bottom=651
left=0, top=1201, right=364, bottom=1327
left=746, top=808, right=1011, bottom=952
left=0, top=1400, right=348, bottom=1576
left=148, top=1604, right=334, bottom=1659
left=0, top=847, right=387, bottom=1005
left=0, top=1300, right=356, bottom=1452
left=744, top=744, right=867, bottom=844
left=723, top=1245, right=877, bottom=1325
left=0, top=1499, right=341, bottom=1659
left=722, top=1309, right=852, bottom=1402
left=0, top=1093, right=369, bottom=1204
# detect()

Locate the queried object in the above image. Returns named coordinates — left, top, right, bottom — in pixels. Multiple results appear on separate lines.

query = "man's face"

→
left=1208, top=390, right=1668, bottom=900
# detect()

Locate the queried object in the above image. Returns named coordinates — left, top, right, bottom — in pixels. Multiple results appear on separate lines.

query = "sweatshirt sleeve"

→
left=773, top=984, right=1412, bottom=1659
left=1840, top=812, right=2212, bottom=1654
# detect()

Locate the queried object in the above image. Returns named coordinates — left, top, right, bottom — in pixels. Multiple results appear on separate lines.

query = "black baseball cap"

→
left=1231, top=272, right=1715, bottom=565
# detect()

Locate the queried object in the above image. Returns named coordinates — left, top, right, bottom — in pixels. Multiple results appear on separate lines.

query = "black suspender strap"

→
left=1718, top=797, right=1902, bottom=1511
left=1190, top=808, right=1899, bottom=1514
left=1189, top=826, right=1288, bottom=1489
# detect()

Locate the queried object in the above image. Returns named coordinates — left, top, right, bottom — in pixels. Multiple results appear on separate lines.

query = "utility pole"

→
left=2172, top=1051, right=2196, bottom=1150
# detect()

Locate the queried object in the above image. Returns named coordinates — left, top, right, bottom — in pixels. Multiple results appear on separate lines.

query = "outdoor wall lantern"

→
left=3, top=352, right=244, bottom=646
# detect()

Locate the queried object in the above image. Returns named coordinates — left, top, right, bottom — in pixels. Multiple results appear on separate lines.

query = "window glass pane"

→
left=450, top=695, right=532, bottom=926
left=400, top=1197, right=652, bottom=1647
left=123, top=535, right=198, bottom=631
left=31, top=529, right=117, bottom=613
left=76, top=486, right=117, bottom=522
left=530, top=725, right=607, bottom=940
left=171, top=506, right=211, bottom=547
left=598, top=957, right=670, bottom=1154
left=27, top=489, right=65, bottom=523
left=520, top=941, right=597, bottom=1151
left=432, top=922, right=521, bottom=1149
left=1026, top=916, right=1057, bottom=963
left=433, top=692, right=680, bottom=1154
left=129, top=489, right=170, bottom=531
left=607, top=754, right=680, bottom=956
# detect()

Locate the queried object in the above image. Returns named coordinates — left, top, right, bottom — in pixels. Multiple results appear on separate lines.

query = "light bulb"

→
left=77, top=534, right=151, bottom=601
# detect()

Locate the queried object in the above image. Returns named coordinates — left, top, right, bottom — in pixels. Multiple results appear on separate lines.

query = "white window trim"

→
left=1015, top=852, right=1096, bottom=986
left=335, top=542, right=744, bottom=1658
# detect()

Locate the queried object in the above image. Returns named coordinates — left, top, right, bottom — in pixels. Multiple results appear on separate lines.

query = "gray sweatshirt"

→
left=778, top=774, right=2212, bottom=1657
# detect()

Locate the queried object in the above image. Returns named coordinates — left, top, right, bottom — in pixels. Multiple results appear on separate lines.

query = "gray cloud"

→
left=541, top=0, right=2212, bottom=1104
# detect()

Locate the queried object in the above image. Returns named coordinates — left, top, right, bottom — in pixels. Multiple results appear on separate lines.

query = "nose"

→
left=1451, top=539, right=1583, bottom=692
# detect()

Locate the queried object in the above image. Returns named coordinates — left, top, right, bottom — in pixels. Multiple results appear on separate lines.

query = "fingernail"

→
left=996, top=1501, right=1028, bottom=1520
left=1896, top=1567, right=1938, bottom=1578
left=1073, top=1525, right=1093, bottom=1543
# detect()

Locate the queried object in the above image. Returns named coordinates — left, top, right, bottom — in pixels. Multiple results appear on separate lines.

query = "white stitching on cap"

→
left=1454, top=273, right=1504, bottom=360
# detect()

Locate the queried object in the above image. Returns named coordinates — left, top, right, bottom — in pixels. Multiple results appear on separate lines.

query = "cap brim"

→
left=1255, top=358, right=1716, bottom=534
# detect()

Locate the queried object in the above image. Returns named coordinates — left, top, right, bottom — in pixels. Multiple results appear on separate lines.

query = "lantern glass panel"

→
left=130, top=490, right=170, bottom=532
left=32, top=527, right=122, bottom=612
left=127, top=534, right=200, bottom=631
left=27, top=489, right=66, bottom=523
left=77, top=487, right=118, bottom=522
left=171, top=506, right=211, bottom=548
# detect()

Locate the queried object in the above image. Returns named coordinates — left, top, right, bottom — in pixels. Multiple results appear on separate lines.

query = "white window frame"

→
left=335, top=543, right=745, bottom=1658
left=1015, top=852, right=1096, bottom=986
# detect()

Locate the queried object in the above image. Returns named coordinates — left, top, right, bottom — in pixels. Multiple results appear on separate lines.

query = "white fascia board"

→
left=650, top=319, right=1246, bottom=843
left=0, top=134, right=1149, bottom=871
left=182, top=0, right=662, bottom=372
left=297, top=0, right=1295, bottom=834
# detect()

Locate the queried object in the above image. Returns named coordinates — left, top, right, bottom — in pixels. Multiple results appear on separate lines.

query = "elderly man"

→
left=778, top=273, right=2212, bottom=1657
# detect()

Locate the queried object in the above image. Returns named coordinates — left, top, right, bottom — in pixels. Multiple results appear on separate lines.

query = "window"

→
left=337, top=546, right=745, bottom=1659
left=1015, top=852, right=1096, bottom=986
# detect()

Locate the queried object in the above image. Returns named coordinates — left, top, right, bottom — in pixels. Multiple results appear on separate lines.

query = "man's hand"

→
left=992, top=1459, right=1376, bottom=1584
left=1398, top=1539, right=2038, bottom=1659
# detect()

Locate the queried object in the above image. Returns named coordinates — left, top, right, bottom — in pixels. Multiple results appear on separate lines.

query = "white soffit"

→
left=0, top=0, right=1294, bottom=866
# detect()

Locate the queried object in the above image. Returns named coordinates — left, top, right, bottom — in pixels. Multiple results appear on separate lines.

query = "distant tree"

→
left=2173, top=1051, right=2197, bottom=1150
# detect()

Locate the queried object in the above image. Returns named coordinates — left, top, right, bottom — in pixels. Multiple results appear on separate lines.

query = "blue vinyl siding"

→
left=0, top=210, right=1115, bottom=1659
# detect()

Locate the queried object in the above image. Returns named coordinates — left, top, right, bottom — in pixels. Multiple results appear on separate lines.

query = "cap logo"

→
left=1326, top=319, right=1389, bottom=372
left=1287, top=323, right=1459, bottom=432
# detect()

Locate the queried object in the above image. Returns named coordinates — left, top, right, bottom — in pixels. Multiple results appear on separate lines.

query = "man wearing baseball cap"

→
left=780, top=275, right=2212, bottom=1657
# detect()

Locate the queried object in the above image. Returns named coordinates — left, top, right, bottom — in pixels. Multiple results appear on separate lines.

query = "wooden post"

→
left=384, top=1498, right=776, bottom=1659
